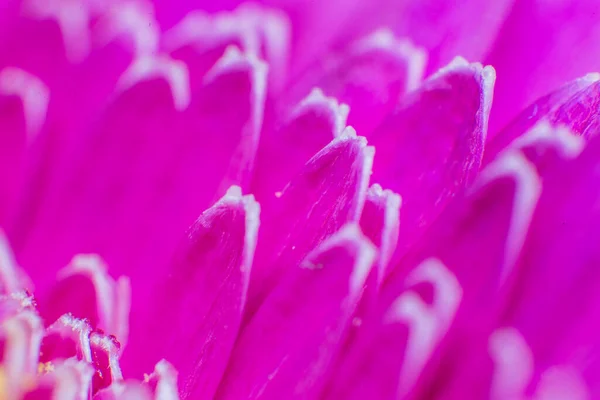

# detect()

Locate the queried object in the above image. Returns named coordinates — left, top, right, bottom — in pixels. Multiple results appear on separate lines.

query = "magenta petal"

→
left=23, top=359, right=94, bottom=400
left=1, top=310, right=43, bottom=398
left=39, top=254, right=130, bottom=344
left=124, top=187, right=259, bottom=400
left=0, top=229, right=31, bottom=294
left=251, top=88, right=348, bottom=203
left=325, top=150, right=542, bottom=399
left=287, top=29, right=426, bottom=137
left=247, top=129, right=373, bottom=314
left=40, top=315, right=92, bottom=363
left=486, top=0, right=600, bottom=134
left=94, top=382, right=153, bottom=400
left=89, top=332, right=123, bottom=393
left=163, top=5, right=289, bottom=92
left=370, top=57, right=495, bottom=263
left=94, top=360, right=179, bottom=400
left=484, top=74, right=600, bottom=163
left=0, top=67, right=49, bottom=224
left=359, top=184, right=401, bottom=284
left=145, top=360, right=180, bottom=400
left=215, top=224, right=376, bottom=400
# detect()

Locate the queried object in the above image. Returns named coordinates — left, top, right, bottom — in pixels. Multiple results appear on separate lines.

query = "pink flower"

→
left=1, top=0, right=600, bottom=399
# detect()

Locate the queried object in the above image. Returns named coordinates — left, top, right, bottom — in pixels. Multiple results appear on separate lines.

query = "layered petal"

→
left=95, top=360, right=179, bottom=400
left=124, top=187, right=259, bottom=400
left=39, top=254, right=130, bottom=344
left=251, top=88, right=348, bottom=202
left=0, top=310, right=44, bottom=398
left=215, top=224, right=376, bottom=400
left=484, top=74, right=600, bottom=164
left=286, top=29, right=426, bottom=137
left=23, top=359, right=94, bottom=400
left=370, top=57, right=495, bottom=267
left=486, top=0, right=600, bottom=134
left=163, top=4, right=289, bottom=92
left=247, top=129, right=373, bottom=314
left=324, top=149, right=542, bottom=399
left=430, top=127, right=600, bottom=398
left=15, top=46, right=267, bottom=306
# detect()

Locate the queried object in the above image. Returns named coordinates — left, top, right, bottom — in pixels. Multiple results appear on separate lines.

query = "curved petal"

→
left=215, top=225, right=376, bottom=400
left=247, top=129, right=373, bottom=316
left=370, top=57, right=495, bottom=267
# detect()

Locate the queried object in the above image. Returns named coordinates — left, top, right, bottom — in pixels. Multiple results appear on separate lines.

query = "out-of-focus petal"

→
left=286, top=29, right=426, bottom=137
left=215, top=224, right=376, bottom=400
left=39, top=254, right=130, bottom=345
left=16, top=47, right=267, bottom=310
left=430, top=127, right=599, bottom=398
left=94, top=381, right=153, bottom=400
left=124, top=187, right=259, bottom=400
left=324, top=149, right=542, bottom=399
left=0, top=310, right=43, bottom=398
left=94, top=360, right=179, bottom=400
left=484, top=74, right=600, bottom=164
left=0, top=67, right=49, bottom=224
left=370, top=57, right=495, bottom=270
left=486, top=0, right=600, bottom=134
left=23, top=359, right=94, bottom=400
left=247, top=128, right=373, bottom=315
left=251, top=88, right=348, bottom=202
left=163, top=4, right=289, bottom=92
left=0, top=230, right=31, bottom=295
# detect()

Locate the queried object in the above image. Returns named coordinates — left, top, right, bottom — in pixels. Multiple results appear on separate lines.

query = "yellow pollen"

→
left=143, top=373, right=151, bottom=383
left=37, top=361, right=54, bottom=374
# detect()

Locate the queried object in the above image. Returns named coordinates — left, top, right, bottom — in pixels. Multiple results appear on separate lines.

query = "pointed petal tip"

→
left=116, top=54, right=191, bottom=111
left=292, top=87, right=350, bottom=135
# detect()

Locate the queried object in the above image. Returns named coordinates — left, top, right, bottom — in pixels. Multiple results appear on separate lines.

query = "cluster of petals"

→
left=1, top=0, right=600, bottom=399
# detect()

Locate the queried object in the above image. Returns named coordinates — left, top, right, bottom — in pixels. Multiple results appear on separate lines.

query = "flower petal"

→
left=324, top=150, right=542, bottom=399
left=0, top=67, right=49, bottom=224
left=39, top=254, right=130, bottom=344
left=23, top=359, right=95, bottom=400
left=486, top=0, right=600, bottom=134
left=247, top=129, right=373, bottom=315
left=359, top=184, right=401, bottom=284
left=163, top=5, right=289, bottom=92
left=0, top=310, right=43, bottom=398
left=89, top=332, right=123, bottom=393
left=484, top=74, right=600, bottom=163
left=286, top=29, right=426, bottom=137
left=0, top=230, right=31, bottom=295
left=251, top=88, right=348, bottom=203
left=215, top=224, right=376, bottom=400
left=124, top=187, right=259, bottom=400
left=40, top=315, right=92, bottom=363
left=94, top=360, right=179, bottom=400
left=370, top=57, right=495, bottom=263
